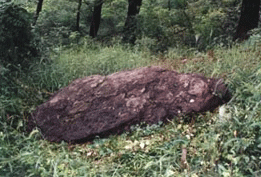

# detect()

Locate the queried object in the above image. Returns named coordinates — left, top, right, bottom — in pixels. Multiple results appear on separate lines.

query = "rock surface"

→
left=29, top=66, right=231, bottom=143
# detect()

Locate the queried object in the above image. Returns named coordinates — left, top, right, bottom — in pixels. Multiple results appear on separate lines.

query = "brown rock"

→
left=29, top=66, right=231, bottom=143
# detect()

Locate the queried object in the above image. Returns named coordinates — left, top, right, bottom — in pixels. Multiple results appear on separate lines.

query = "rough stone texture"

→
left=30, top=66, right=231, bottom=143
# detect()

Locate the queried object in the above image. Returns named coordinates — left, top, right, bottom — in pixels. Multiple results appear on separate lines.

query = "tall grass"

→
left=1, top=41, right=261, bottom=176
left=31, top=38, right=151, bottom=93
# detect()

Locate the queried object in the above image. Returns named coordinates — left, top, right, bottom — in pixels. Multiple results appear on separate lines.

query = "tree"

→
left=89, top=0, right=103, bottom=37
left=33, top=0, right=44, bottom=26
left=76, top=0, right=82, bottom=31
left=234, top=0, right=260, bottom=41
left=122, top=0, right=142, bottom=44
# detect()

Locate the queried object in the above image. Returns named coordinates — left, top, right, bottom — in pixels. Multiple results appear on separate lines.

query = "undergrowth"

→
left=1, top=41, right=261, bottom=176
left=30, top=38, right=151, bottom=92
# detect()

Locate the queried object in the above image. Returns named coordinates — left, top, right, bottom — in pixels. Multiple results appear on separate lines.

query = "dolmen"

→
left=29, top=66, right=231, bottom=143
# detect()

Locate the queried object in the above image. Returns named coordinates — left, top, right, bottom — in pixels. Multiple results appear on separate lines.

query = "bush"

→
left=0, top=1, right=37, bottom=71
left=0, top=1, right=41, bottom=131
left=136, top=0, right=240, bottom=51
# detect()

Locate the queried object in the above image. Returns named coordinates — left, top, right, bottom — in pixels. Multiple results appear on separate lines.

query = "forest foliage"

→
left=1, top=0, right=261, bottom=176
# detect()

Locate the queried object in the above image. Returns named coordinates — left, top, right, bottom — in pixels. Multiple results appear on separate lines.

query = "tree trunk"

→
left=234, top=0, right=260, bottom=41
left=89, top=0, right=103, bottom=38
left=122, top=0, right=142, bottom=44
left=168, top=0, right=171, bottom=11
left=33, top=0, right=44, bottom=26
left=76, top=0, right=82, bottom=31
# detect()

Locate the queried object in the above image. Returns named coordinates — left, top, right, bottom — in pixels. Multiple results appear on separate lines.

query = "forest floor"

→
left=1, top=41, right=261, bottom=176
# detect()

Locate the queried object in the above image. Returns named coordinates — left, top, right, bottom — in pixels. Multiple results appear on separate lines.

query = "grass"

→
left=30, top=38, right=151, bottom=93
left=1, top=40, right=261, bottom=176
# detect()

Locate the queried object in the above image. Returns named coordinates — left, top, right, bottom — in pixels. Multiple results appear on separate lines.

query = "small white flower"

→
left=219, top=105, right=231, bottom=121
left=186, top=134, right=190, bottom=140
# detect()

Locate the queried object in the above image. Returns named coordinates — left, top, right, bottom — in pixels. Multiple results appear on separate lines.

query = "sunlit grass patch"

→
left=30, top=40, right=152, bottom=93
left=54, top=41, right=151, bottom=78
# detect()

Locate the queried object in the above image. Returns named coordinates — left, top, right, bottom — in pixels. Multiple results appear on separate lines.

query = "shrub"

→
left=0, top=0, right=37, bottom=71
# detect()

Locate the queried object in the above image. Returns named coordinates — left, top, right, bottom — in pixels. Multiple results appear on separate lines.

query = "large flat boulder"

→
left=30, top=66, right=231, bottom=143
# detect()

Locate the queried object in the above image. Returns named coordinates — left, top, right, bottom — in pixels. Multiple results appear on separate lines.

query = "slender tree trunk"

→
left=234, top=0, right=260, bottom=41
left=168, top=0, right=171, bottom=11
left=122, top=0, right=142, bottom=44
left=33, top=0, right=44, bottom=26
left=89, top=0, right=103, bottom=38
left=76, top=0, right=82, bottom=31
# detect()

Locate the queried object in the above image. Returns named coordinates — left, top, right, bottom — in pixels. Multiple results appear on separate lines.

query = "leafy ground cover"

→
left=1, top=39, right=261, bottom=176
